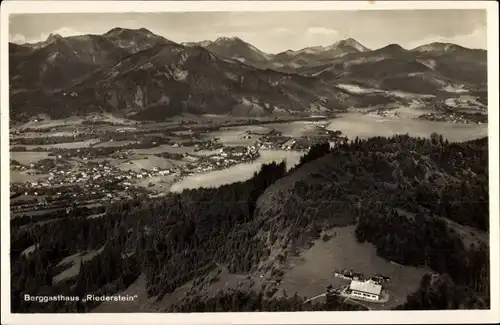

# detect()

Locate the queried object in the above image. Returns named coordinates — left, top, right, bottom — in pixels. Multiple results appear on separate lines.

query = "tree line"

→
left=10, top=134, right=489, bottom=312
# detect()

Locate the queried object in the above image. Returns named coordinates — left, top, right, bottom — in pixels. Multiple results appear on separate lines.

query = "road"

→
left=303, top=290, right=372, bottom=310
left=342, top=296, right=372, bottom=310
left=303, top=293, right=326, bottom=304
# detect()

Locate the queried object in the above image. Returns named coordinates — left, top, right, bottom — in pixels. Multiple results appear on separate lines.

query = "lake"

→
left=169, top=150, right=303, bottom=192
left=169, top=112, right=487, bottom=192
left=326, top=112, right=488, bottom=142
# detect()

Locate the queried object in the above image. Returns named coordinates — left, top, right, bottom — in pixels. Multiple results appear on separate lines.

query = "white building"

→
left=349, top=280, right=382, bottom=301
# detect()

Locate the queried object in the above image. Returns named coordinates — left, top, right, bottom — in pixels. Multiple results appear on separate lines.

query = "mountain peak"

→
left=47, top=33, right=64, bottom=43
left=183, top=40, right=213, bottom=47
left=215, top=36, right=243, bottom=44
left=332, top=38, right=369, bottom=52
left=377, top=43, right=407, bottom=53
left=137, top=27, right=153, bottom=34
left=412, top=42, right=467, bottom=53
left=105, top=27, right=125, bottom=36
left=105, top=27, right=155, bottom=37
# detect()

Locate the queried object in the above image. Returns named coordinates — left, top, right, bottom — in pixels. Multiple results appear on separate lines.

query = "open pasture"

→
left=277, top=226, right=429, bottom=309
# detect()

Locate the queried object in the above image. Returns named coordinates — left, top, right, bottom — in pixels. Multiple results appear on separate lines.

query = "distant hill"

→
left=272, top=38, right=371, bottom=70
left=305, top=42, right=487, bottom=98
left=103, top=27, right=177, bottom=53
left=10, top=39, right=363, bottom=121
left=10, top=28, right=174, bottom=92
left=186, top=37, right=371, bottom=71
left=9, top=29, right=488, bottom=121
left=411, top=42, right=487, bottom=89
left=183, top=37, right=273, bottom=70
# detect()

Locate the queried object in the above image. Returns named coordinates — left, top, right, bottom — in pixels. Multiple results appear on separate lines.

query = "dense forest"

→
left=395, top=273, right=488, bottom=310
left=10, top=134, right=489, bottom=312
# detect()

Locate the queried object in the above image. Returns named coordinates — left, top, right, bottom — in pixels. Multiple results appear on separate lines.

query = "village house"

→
left=348, top=279, right=383, bottom=301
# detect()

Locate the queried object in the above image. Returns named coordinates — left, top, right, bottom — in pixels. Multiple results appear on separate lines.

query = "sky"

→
left=9, top=10, right=487, bottom=53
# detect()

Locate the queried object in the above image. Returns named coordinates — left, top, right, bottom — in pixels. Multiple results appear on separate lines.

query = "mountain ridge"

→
left=9, top=28, right=488, bottom=121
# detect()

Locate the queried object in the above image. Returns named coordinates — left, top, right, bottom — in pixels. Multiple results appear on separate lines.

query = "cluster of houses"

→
left=419, top=112, right=483, bottom=125
left=201, top=146, right=259, bottom=169
left=193, top=138, right=223, bottom=151
left=12, top=143, right=262, bottom=206
left=11, top=160, right=175, bottom=199
left=367, top=110, right=400, bottom=118
left=11, top=160, right=178, bottom=215
left=168, top=144, right=260, bottom=175
left=254, top=131, right=345, bottom=152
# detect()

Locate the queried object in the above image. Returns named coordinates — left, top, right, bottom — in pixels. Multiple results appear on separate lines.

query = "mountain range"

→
left=184, top=37, right=371, bottom=71
left=9, top=28, right=488, bottom=121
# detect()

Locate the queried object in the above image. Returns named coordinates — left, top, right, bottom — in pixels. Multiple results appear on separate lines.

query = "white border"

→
left=1, top=1, right=499, bottom=325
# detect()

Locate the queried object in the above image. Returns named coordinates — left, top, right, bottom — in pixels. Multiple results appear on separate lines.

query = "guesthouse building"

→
left=348, top=279, right=382, bottom=301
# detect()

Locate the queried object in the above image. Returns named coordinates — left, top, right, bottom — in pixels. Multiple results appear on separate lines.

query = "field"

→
left=11, top=114, right=137, bottom=131
left=133, top=174, right=178, bottom=192
left=193, top=149, right=221, bottom=156
left=10, top=171, right=49, bottom=183
left=12, top=116, right=85, bottom=131
left=203, top=130, right=259, bottom=147
left=53, top=248, right=105, bottom=284
left=225, top=125, right=274, bottom=135
left=10, top=131, right=80, bottom=139
left=202, top=122, right=328, bottom=143
left=20, top=139, right=99, bottom=150
left=132, top=144, right=195, bottom=155
left=276, top=226, right=429, bottom=309
left=264, top=121, right=328, bottom=137
left=94, top=140, right=138, bottom=148
left=11, top=194, right=43, bottom=202
left=116, top=155, right=186, bottom=172
left=10, top=151, right=53, bottom=165
left=11, top=207, right=64, bottom=219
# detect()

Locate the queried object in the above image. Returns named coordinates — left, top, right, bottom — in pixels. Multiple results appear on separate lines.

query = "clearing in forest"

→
left=276, top=225, right=429, bottom=309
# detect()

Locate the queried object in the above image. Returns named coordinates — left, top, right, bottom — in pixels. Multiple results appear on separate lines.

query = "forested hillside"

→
left=11, top=134, right=489, bottom=312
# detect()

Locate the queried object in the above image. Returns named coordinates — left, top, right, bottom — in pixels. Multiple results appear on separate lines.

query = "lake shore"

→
left=169, top=111, right=487, bottom=192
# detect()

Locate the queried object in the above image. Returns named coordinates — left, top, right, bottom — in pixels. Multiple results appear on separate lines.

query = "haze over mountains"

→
left=9, top=28, right=487, bottom=121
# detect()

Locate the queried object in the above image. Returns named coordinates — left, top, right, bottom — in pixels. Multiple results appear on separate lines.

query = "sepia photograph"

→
left=1, top=1, right=499, bottom=324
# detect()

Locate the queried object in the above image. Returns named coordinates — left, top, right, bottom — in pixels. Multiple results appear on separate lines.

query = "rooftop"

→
left=349, top=280, right=382, bottom=296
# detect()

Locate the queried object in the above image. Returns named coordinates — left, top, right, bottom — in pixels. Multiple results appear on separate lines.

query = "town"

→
left=10, top=144, right=261, bottom=216
left=10, top=116, right=347, bottom=220
left=418, top=111, right=486, bottom=124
